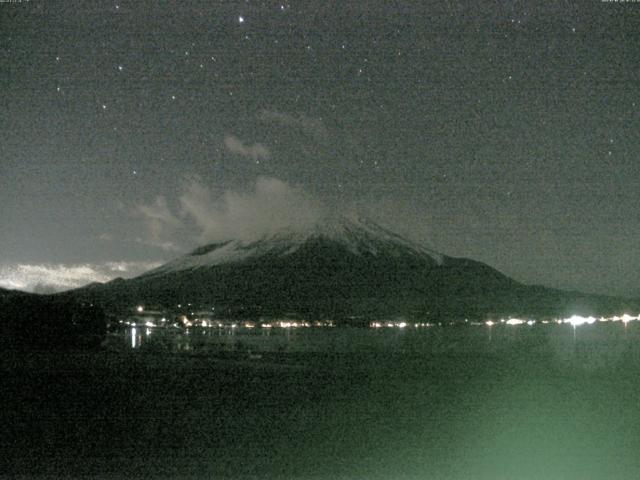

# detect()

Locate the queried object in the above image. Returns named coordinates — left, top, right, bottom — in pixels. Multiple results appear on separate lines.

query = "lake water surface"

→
left=5, top=320, right=640, bottom=479
left=117, top=319, right=640, bottom=361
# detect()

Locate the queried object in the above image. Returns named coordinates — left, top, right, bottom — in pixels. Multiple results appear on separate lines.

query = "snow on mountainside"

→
left=142, top=214, right=444, bottom=277
left=67, top=214, right=640, bottom=320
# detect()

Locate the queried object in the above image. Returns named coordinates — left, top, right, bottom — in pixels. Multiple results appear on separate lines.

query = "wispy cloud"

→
left=132, top=196, right=184, bottom=251
left=132, top=176, right=326, bottom=250
left=224, top=134, right=270, bottom=161
left=0, top=261, right=162, bottom=293
left=179, top=176, right=325, bottom=243
left=133, top=238, right=183, bottom=252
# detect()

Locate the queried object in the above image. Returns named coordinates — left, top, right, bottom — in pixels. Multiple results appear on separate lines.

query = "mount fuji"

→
left=142, top=215, right=445, bottom=277
left=71, top=215, right=638, bottom=321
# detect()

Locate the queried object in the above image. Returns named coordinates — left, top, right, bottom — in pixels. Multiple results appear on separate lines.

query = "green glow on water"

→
left=5, top=322, right=640, bottom=479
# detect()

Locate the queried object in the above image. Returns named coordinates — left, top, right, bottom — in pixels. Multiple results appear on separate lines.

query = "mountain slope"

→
left=71, top=216, right=639, bottom=321
left=0, top=287, right=32, bottom=299
left=140, top=215, right=444, bottom=278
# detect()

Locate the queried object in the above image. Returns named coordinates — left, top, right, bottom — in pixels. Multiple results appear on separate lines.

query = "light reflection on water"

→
left=117, top=321, right=640, bottom=358
left=130, top=327, right=138, bottom=349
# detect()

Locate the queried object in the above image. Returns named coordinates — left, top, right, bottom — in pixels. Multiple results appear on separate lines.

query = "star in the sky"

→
left=3, top=0, right=638, bottom=300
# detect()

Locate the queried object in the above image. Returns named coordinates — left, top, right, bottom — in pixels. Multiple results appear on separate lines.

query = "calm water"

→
left=117, top=320, right=640, bottom=360
left=6, top=320, right=640, bottom=479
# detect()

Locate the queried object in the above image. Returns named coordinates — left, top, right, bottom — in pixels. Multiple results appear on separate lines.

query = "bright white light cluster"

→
left=483, top=313, right=640, bottom=327
left=505, top=318, right=525, bottom=326
left=369, top=321, right=434, bottom=329
left=368, top=314, right=640, bottom=329
left=564, top=315, right=596, bottom=327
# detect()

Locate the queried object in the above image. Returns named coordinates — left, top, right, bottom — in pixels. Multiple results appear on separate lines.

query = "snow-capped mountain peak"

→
left=142, top=214, right=443, bottom=277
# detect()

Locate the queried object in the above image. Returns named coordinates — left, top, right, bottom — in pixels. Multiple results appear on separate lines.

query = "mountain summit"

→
left=142, top=214, right=444, bottom=278
left=73, top=215, right=638, bottom=321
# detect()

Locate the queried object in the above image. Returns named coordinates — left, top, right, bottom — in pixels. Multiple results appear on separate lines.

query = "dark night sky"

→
left=1, top=0, right=639, bottom=296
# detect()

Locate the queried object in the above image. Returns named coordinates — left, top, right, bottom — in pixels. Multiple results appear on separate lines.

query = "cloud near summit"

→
left=135, top=177, right=325, bottom=249
left=180, top=176, right=325, bottom=243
